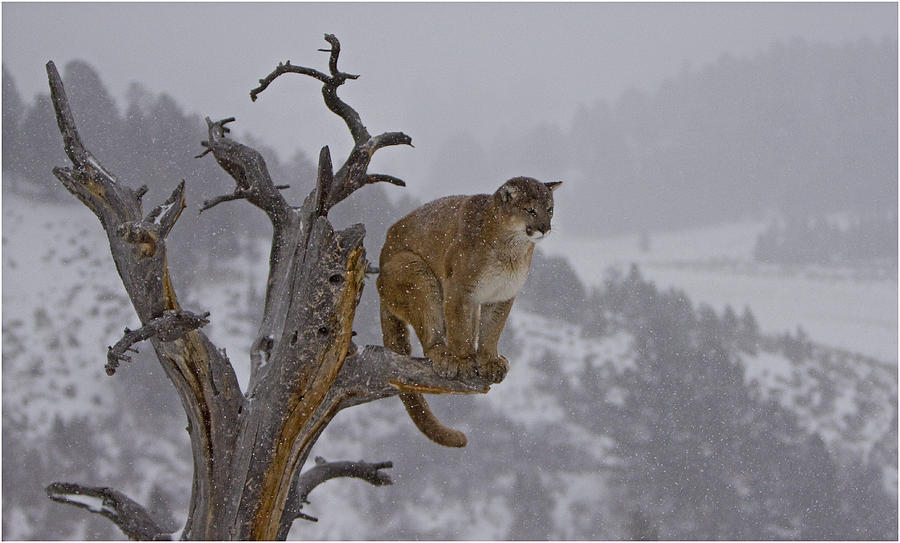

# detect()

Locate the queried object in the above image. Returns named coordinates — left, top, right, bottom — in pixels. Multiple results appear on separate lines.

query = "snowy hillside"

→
left=509, top=312, right=895, bottom=457
left=2, top=192, right=193, bottom=539
left=545, top=222, right=897, bottom=363
left=3, top=197, right=131, bottom=438
left=2, top=191, right=896, bottom=540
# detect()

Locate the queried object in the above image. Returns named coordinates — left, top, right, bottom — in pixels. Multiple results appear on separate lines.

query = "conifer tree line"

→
left=3, top=61, right=322, bottom=289
left=3, top=60, right=429, bottom=293
left=754, top=214, right=898, bottom=266
left=3, top=62, right=317, bottom=200
left=425, top=37, right=897, bottom=235
left=6, top=37, right=896, bottom=242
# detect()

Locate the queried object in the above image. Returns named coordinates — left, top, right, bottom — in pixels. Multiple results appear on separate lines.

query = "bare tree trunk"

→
left=44, top=34, right=491, bottom=540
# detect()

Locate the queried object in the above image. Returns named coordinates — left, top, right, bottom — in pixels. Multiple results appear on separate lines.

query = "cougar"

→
left=377, top=176, right=561, bottom=447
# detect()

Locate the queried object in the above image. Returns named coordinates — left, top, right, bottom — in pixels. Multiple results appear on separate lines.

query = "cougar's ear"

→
left=545, top=181, right=563, bottom=192
left=497, top=182, right=518, bottom=203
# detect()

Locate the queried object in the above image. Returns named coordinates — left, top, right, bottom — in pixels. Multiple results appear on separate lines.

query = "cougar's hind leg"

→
left=377, top=250, right=457, bottom=377
left=378, top=250, right=468, bottom=448
left=380, top=302, right=411, bottom=356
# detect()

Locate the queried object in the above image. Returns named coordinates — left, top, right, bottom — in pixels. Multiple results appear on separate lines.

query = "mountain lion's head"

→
left=494, top=176, right=561, bottom=242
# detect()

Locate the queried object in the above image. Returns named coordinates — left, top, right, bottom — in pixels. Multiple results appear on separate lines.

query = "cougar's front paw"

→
left=455, top=354, right=479, bottom=379
left=425, top=344, right=461, bottom=378
left=476, top=354, right=509, bottom=383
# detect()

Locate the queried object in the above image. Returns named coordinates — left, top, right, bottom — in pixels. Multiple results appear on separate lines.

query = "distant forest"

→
left=426, top=37, right=897, bottom=235
left=754, top=213, right=898, bottom=266
left=2, top=60, right=322, bottom=289
left=2, top=60, right=430, bottom=290
left=4, top=36, right=897, bottom=241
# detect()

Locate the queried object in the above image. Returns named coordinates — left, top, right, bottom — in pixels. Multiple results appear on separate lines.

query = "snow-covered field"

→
left=545, top=221, right=898, bottom=363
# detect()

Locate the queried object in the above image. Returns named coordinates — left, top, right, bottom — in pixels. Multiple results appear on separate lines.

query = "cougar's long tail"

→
left=381, top=302, right=468, bottom=448
left=398, top=392, right=467, bottom=448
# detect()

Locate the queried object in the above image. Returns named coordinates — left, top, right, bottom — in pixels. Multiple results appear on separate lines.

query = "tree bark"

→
left=45, top=34, right=491, bottom=540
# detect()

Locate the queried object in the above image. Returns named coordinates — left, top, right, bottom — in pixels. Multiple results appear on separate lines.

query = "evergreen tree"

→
left=507, top=471, right=554, bottom=539
left=62, top=60, right=123, bottom=169
left=2, top=64, right=25, bottom=176
left=519, top=249, right=587, bottom=323
left=18, top=93, right=67, bottom=195
left=738, top=305, right=761, bottom=354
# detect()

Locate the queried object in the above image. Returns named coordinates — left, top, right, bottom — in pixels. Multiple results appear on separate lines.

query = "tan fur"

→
left=377, top=176, right=560, bottom=447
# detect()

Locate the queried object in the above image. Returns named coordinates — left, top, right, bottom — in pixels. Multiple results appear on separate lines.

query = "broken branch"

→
left=366, top=174, right=407, bottom=188
left=47, top=61, right=141, bottom=222
left=278, top=457, right=393, bottom=538
left=147, top=180, right=186, bottom=239
left=250, top=34, right=368, bottom=145
left=114, top=181, right=185, bottom=257
left=314, top=146, right=333, bottom=217
left=197, top=117, right=292, bottom=226
left=107, top=310, right=211, bottom=375
left=47, top=61, right=91, bottom=169
left=199, top=185, right=288, bottom=214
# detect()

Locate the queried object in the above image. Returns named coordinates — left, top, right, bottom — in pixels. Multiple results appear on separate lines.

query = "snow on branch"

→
left=46, top=482, right=173, bottom=540
left=116, top=181, right=187, bottom=257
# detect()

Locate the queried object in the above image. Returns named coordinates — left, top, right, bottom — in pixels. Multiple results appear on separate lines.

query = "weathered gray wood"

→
left=47, top=60, right=244, bottom=540
left=106, top=309, right=210, bottom=375
left=45, top=35, right=488, bottom=541
left=249, top=33, right=413, bottom=214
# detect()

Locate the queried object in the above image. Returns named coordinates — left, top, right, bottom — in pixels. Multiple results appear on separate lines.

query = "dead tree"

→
left=44, top=34, right=491, bottom=540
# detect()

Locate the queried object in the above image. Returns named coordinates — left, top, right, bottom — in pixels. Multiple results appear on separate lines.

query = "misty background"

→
left=2, top=2, right=897, bottom=540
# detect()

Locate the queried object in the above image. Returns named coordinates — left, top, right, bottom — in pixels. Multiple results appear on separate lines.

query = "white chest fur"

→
left=471, top=260, right=530, bottom=304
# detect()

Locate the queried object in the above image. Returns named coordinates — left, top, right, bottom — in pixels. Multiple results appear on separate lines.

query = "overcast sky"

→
left=3, top=2, right=896, bottom=199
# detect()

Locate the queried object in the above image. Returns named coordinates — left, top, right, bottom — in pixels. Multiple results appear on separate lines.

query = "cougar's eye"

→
left=526, top=207, right=536, bottom=216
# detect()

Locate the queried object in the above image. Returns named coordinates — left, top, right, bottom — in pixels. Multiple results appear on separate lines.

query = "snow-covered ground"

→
left=2, top=195, right=131, bottom=438
left=545, top=221, right=898, bottom=363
